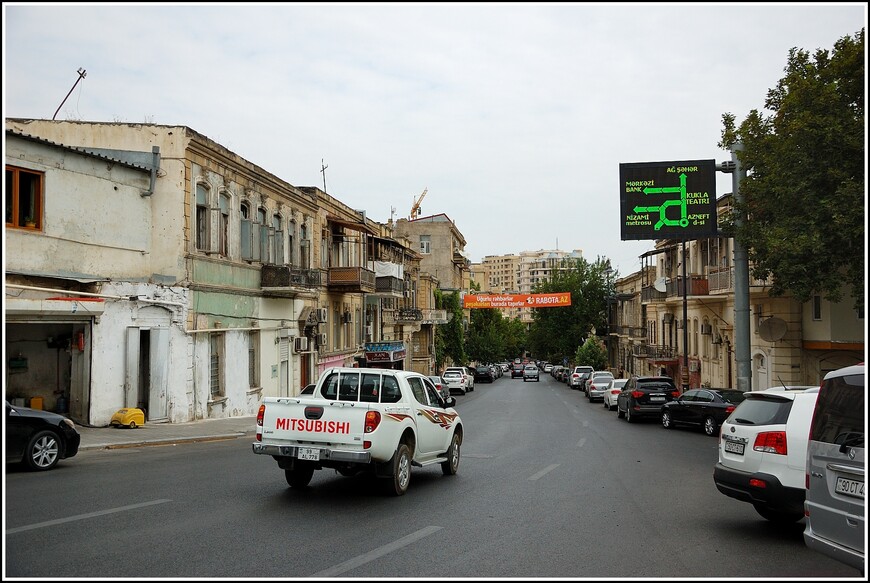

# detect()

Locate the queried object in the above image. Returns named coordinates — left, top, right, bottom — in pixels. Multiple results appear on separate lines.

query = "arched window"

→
left=240, top=201, right=253, bottom=260
left=219, top=192, right=231, bottom=257
left=195, top=182, right=210, bottom=251
left=272, top=214, right=283, bottom=264
left=300, top=223, right=310, bottom=268
left=257, top=207, right=268, bottom=262
left=287, top=219, right=296, bottom=266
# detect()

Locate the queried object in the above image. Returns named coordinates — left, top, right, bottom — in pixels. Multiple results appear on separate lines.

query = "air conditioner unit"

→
left=700, top=324, right=713, bottom=335
left=365, top=324, right=373, bottom=338
left=316, top=308, right=328, bottom=323
left=294, top=337, right=308, bottom=352
left=277, top=328, right=291, bottom=339
left=663, top=313, right=673, bottom=323
left=712, top=334, right=723, bottom=345
left=403, top=290, right=410, bottom=298
left=317, top=333, right=327, bottom=347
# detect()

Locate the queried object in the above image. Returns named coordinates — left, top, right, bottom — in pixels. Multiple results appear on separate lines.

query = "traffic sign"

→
left=619, top=160, right=718, bottom=240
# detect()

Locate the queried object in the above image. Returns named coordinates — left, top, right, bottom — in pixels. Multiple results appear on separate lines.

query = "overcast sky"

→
left=3, top=3, right=866, bottom=276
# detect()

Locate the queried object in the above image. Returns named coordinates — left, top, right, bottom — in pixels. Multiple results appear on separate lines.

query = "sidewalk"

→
left=76, top=415, right=258, bottom=451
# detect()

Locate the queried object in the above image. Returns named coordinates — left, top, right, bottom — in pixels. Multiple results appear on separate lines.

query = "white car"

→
left=441, top=371, right=466, bottom=395
left=444, top=367, right=474, bottom=392
left=713, top=386, right=820, bottom=522
left=586, top=371, right=614, bottom=401
left=602, top=378, right=627, bottom=411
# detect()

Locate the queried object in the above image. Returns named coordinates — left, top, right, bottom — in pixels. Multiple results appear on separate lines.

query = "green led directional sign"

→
left=619, top=159, right=718, bottom=241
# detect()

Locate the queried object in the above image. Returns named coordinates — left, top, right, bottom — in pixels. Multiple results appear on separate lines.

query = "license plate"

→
left=724, top=441, right=745, bottom=455
left=298, top=447, right=320, bottom=461
left=649, top=396, right=665, bottom=402
left=835, top=476, right=865, bottom=499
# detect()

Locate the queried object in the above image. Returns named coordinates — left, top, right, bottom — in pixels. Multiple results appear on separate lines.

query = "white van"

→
left=803, top=363, right=865, bottom=574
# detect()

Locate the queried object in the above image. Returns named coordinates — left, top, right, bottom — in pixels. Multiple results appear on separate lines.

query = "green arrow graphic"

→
left=632, top=173, right=689, bottom=230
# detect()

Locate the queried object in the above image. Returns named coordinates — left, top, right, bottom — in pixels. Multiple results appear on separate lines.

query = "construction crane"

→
left=410, top=187, right=428, bottom=220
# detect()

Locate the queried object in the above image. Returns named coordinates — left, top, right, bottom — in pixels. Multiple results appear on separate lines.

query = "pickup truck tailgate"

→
left=259, top=397, right=368, bottom=447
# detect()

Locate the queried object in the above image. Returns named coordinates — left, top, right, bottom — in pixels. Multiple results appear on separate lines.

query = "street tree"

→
left=718, top=28, right=864, bottom=310
left=527, top=256, right=614, bottom=364
left=575, top=337, right=607, bottom=371
left=435, top=289, right=466, bottom=371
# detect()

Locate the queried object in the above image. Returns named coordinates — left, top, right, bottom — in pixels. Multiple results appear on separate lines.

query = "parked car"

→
left=603, top=378, right=627, bottom=411
left=5, top=400, right=81, bottom=471
left=586, top=371, right=614, bottom=401
left=511, top=364, right=525, bottom=379
left=444, top=366, right=474, bottom=392
left=441, top=370, right=466, bottom=395
left=713, top=386, right=820, bottom=523
left=428, top=375, right=450, bottom=400
left=522, top=364, right=540, bottom=382
left=660, top=388, right=746, bottom=436
left=543, top=364, right=553, bottom=373
left=474, top=365, right=495, bottom=383
left=570, top=366, right=594, bottom=390
left=616, top=376, right=679, bottom=423
left=804, top=363, right=865, bottom=573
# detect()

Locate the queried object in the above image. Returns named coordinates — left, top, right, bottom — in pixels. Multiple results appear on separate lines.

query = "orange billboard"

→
left=463, top=292, right=572, bottom=309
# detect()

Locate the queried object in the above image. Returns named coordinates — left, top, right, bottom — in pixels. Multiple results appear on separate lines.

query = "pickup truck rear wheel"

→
left=386, top=443, right=412, bottom=496
left=441, top=433, right=461, bottom=476
left=285, top=463, right=314, bottom=488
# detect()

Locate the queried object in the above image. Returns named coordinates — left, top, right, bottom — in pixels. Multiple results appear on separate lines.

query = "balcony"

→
left=261, top=265, right=323, bottom=295
left=632, top=344, right=679, bottom=360
left=421, top=309, right=449, bottom=324
left=374, top=275, right=405, bottom=296
left=327, top=266, right=376, bottom=293
left=666, top=275, right=709, bottom=298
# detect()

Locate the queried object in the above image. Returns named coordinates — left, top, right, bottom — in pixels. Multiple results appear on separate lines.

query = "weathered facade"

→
left=5, top=119, right=430, bottom=425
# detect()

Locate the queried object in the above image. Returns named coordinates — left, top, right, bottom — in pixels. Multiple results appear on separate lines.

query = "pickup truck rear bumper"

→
left=252, top=442, right=372, bottom=464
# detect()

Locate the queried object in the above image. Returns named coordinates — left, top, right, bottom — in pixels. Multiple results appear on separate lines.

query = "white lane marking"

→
left=6, top=499, right=172, bottom=534
left=312, top=525, right=443, bottom=577
left=528, top=463, right=560, bottom=481
left=576, top=437, right=586, bottom=448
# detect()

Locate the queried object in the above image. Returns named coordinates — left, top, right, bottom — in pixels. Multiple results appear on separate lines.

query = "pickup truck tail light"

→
left=364, top=410, right=381, bottom=434
left=256, top=404, right=265, bottom=441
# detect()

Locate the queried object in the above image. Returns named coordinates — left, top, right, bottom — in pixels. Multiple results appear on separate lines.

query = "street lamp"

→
left=603, top=263, right=614, bottom=372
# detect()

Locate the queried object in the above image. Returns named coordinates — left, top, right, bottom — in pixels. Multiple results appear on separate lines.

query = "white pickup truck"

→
left=252, top=367, right=463, bottom=496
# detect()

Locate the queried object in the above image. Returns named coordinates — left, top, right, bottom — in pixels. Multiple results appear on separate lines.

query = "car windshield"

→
left=716, top=389, right=747, bottom=404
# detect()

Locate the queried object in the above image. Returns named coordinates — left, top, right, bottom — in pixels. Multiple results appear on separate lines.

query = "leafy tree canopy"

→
left=718, top=28, right=864, bottom=310
left=575, top=336, right=607, bottom=371
left=527, top=256, right=615, bottom=364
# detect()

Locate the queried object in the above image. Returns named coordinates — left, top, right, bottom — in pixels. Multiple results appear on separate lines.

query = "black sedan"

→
left=5, top=400, right=81, bottom=471
left=660, top=388, right=747, bottom=436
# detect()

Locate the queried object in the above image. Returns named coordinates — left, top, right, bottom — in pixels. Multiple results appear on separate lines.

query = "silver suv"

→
left=713, top=387, right=819, bottom=522
left=804, top=363, right=865, bottom=574
left=569, top=366, right=593, bottom=390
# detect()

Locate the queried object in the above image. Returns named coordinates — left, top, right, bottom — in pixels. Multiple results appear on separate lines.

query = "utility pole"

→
left=53, top=67, right=87, bottom=120
left=717, top=147, right=750, bottom=392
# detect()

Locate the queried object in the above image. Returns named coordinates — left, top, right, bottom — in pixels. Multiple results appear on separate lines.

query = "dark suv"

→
left=474, top=365, right=494, bottom=383
left=616, top=376, right=679, bottom=423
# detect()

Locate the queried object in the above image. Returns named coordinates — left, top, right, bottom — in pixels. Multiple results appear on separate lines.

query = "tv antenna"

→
left=53, top=67, right=87, bottom=120
left=320, top=159, right=328, bottom=192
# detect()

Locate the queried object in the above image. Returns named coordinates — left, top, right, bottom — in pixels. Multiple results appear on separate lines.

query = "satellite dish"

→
left=653, top=277, right=667, bottom=293
left=758, top=317, right=788, bottom=342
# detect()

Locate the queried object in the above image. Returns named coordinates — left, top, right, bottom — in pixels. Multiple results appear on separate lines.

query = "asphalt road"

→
left=4, top=372, right=861, bottom=579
